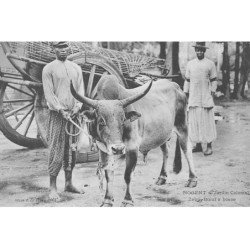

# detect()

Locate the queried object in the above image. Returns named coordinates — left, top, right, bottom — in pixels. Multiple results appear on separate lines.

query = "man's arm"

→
left=210, top=62, right=218, bottom=95
left=210, top=77, right=217, bottom=95
left=42, top=66, right=64, bottom=112
left=184, top=78, right=190, bottom=92
left=72, top=66, right=85, bottom=115
left=184, top=63, right=190, bottom=98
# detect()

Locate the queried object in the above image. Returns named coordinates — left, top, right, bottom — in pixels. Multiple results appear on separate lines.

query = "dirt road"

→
left=0, top=101, right=250, bottom=207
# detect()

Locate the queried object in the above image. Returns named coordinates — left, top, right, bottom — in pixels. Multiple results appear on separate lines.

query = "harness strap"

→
left=96, top=162, right=105, bottom=191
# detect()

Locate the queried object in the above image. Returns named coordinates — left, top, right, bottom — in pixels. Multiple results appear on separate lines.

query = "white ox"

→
left=71, top=75, right=197, bottom=206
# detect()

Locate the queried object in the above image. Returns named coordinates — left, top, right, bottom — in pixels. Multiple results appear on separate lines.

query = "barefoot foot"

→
left=64, top=185, right=85, bottom=194
left=49, top=190, right=61, bottom=202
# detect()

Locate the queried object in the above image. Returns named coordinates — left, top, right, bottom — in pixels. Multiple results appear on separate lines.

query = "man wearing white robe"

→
left=184, top=42, right=217, bottom=156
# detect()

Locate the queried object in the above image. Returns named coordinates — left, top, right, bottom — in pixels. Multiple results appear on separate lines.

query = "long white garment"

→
left=184, top=58, right=217, bottom=108
left=42, top=59, right=85, bottom=111
left=184, top=57, right=218, bottom=144
left=188, top=107, right=217, bottom=143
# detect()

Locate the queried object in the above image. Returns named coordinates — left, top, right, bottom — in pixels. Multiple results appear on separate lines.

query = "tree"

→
left=232, top=42, right=240, bottom=99
left=238, top=42, right=250, bottom=99
left=172, top=42, right=180, bottom=75
left=221, top=42, right=230, bottom=99
left=159, top=42, right=166, bottom=59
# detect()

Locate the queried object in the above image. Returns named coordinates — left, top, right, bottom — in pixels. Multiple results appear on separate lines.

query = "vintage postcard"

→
left=0, top=41, right=249, bottom=207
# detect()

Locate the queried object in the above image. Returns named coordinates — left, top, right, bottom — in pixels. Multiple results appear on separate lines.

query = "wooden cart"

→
left=0, top=42, right=172, bottom=162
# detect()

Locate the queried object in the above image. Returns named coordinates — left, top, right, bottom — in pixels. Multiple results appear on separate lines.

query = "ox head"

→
left=70, top=80, right=152, bottom=155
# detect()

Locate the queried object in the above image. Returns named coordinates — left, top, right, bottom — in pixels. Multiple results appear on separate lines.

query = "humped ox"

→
left=70, top=75, right=197, bottom=207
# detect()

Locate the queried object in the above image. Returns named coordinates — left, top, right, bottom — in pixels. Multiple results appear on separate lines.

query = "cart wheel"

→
left=0, top=81, right=44, bottom=148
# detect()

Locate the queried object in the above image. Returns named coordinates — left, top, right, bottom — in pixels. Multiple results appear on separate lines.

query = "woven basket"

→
left=7, top=42, right=165, bottom=78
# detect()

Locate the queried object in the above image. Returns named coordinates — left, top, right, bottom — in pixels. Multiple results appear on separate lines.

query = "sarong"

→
left=46, top=110, right=77, bottom=177
left=188, top=107, right=217, bottom=144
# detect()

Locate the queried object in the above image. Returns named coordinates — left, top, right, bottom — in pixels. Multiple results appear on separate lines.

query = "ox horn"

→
left=70, top=81, right=98, bottom=109
left=120, top=79, right=153, bottom=108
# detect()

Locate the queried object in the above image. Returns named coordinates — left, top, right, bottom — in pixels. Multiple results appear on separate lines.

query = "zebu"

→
left=71, top=75, right=197, bottom=206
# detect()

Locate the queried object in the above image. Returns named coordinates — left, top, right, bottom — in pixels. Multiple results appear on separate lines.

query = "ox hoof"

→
left=185, top=178, right=198, bottom=188
left=155, top=176, right=167, bottom=186
left=100, top=199, right=114, bottom=207
left=121, top=200, right=134, bottom=207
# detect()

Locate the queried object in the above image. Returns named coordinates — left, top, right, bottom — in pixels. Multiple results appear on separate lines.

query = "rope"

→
left=65, top=116, right=82, bottom=137
left=65, top=115, right=91, bottom=139
left=96, top=161, right=105, bottom=191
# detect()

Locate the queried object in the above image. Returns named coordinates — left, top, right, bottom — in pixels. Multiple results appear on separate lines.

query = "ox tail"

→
left=173, top=137, right=182, bottom=174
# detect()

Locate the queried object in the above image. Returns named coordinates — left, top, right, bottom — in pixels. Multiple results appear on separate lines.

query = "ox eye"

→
left=122, top=116, right=126, bottom=122
left=99, top=119, right=106, bottom=128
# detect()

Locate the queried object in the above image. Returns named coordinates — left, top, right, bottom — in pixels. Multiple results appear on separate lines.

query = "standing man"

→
left=42, top=42, right=85, bottom=201
left=184, top=42, right=217, bottom=156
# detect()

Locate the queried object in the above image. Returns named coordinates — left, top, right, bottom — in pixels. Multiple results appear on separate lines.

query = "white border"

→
left=0, top=0, right=250, bottom=41
left=0, top=208, right=249, bottom=250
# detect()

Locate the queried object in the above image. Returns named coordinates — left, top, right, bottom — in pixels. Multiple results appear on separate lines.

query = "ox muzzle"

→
left=109, top=143, right=126, bottom=155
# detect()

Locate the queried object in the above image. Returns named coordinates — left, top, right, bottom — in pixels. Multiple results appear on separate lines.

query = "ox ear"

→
left=125, top=111, right=141, bottom=122
left=82, top=110, right=97, bottom=122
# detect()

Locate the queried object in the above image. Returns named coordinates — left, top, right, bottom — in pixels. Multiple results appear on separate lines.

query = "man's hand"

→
left=60, top=109, right=71, bottom=120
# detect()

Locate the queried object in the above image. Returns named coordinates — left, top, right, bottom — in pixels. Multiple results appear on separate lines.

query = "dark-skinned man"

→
left=184, top=42, right=217, bottom=156
left=42, top=42, right=85, bottom=201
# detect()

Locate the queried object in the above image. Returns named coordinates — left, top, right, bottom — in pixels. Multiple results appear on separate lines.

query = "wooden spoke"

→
left=7, top=84, right=34, bottom=98
left=23, top=111, right=35, bottom=136
left=86, top=65, right=96, bottom=97
left=3, top=98, right=33, bottom=103
left=14, top=105, right=34, bottom=130
left=27, top=87, right=36, bottom=95
left=5, top=102, right=33, bottom=118
left=90, top=85, right=98, bottom=99
left=90, top=71, right=109, bottom=99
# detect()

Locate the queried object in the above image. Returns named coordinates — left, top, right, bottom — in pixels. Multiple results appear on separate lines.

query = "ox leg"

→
left=122, top=149, right=138, bottom=207
left=177, top=126, right=197, bottom=188
left=156, top=143, right=168, bottom=185
left=143, top=152, right=149, bottom=164
left=101, top=169, right=115, bottom=207
left=99, top=151, right=115, bottom=207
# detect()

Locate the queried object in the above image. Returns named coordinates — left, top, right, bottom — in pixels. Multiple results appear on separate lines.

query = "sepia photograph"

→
left=0, top=41, right=249, bottom=207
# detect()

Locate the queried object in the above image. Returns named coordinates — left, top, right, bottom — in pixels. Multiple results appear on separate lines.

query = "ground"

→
left=0, top=101, right=250, bottom=207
